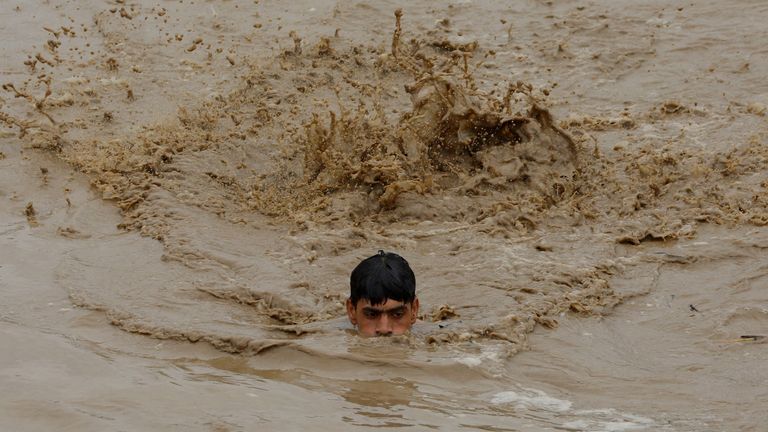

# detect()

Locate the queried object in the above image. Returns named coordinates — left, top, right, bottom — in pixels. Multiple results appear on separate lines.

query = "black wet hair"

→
left=349, top=250, right=416, bottom=306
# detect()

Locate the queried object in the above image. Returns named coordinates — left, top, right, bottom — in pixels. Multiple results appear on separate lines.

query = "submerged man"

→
left=346, top=250, right=420, bottom=337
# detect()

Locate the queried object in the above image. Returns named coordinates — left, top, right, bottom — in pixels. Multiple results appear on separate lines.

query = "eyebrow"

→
left=362, top=305, right=407, bottom=314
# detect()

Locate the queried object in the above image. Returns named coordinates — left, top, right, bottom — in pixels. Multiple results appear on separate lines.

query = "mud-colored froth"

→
left=2, top=0, right=768, bottom=430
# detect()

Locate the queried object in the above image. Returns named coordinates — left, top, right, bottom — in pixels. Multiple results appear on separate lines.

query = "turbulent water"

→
left=2, top=1, right=767, bottom=430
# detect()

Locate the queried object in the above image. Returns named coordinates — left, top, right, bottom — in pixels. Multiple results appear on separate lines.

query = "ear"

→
left=346, top=298, right=357, bottom=325
left=410, top=297, right=420, bottom=324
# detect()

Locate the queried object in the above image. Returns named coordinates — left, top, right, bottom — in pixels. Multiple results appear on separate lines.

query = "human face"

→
left=346, top=298, right=419, bottom=337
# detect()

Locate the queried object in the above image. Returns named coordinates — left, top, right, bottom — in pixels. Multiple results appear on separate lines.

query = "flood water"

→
left=1, top=1, right=767, bottom=430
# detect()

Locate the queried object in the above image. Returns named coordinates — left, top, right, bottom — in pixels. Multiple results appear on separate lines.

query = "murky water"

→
left=2, top=1, right=767, bottom=430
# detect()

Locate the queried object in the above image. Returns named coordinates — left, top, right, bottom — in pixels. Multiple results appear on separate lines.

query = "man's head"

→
left=346, top=250, right=419, bottom=337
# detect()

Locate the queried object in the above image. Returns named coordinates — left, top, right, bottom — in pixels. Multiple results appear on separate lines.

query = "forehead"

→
left=357, top=298, right=408, bottom=310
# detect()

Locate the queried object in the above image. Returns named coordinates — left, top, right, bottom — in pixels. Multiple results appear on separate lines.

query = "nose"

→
left=375, top=314, right=393, bottom=336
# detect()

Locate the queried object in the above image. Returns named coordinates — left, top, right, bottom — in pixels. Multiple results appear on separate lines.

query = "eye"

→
left=390, top=310, right=405, bottom=319
left=363, top=310, right=379, bottom=319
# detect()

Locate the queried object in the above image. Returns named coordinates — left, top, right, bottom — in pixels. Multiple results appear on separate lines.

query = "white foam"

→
left=456, top=345, right=503, bottom=367
left=491, top=389, right=656, bottom=431
left=491, top=388, right=573, bottom=412
left=456, top=357, right=482, bottom=367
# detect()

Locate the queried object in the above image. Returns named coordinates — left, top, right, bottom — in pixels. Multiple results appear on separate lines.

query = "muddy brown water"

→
left=1, top=1, right=767, bottom=430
